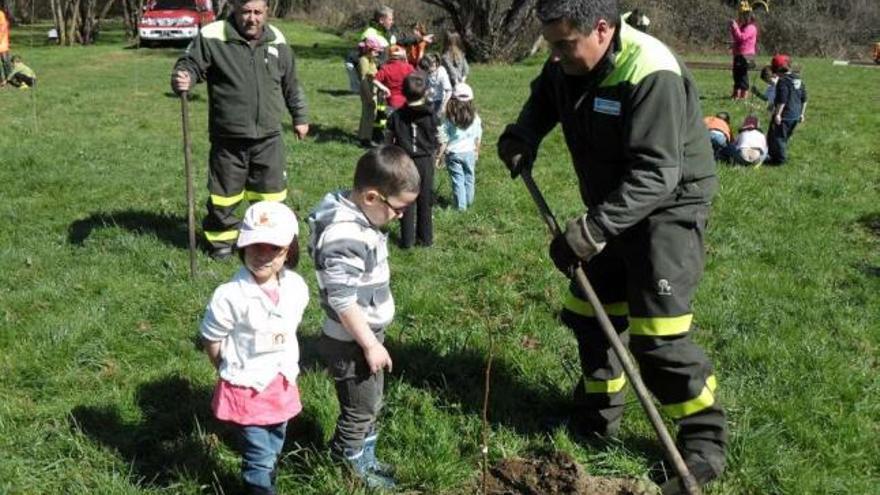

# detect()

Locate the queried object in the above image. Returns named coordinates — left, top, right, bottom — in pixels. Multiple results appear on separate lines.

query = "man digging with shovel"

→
left=172, top=0, right=309, bottom=260
left=498, top=0, right=727, bottom=493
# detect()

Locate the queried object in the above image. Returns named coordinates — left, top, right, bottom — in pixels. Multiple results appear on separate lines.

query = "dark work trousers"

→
left=203, top=134, right=287, bottom=250
left=317, top=330, right=385, bottom=456
left=399, top=155, right=434, bottom=248
left=732, top=55, right=750, bottom=91
left=8, top=74, right=35, bottom=87
left=0, top=53, right=9, bottom=81
left=358, top=79, right=377, bottom=142
left=373, top=97, right=389, bottom=144
left=560, top=200, right=727, bottom=468
left=767, top=119, right=798, bottom=165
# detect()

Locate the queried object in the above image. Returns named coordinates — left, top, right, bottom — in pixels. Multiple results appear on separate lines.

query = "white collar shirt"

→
left=200, top=267, right=309, bottom=391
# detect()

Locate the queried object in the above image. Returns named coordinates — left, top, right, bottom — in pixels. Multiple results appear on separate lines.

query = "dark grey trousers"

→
left=317, top=330, right=385, bottom=455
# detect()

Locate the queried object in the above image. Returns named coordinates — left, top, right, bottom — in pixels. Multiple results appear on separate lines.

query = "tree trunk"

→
left=47, top=0, right=114, bottom=45
left=120, top=0, right=142, bottom=40
left=79, top=0, right=96, bottom=44
left=421, top=0, right=538, bottom=62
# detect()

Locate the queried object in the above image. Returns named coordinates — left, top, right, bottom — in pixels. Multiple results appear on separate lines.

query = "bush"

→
left=279, top=0, right=445, bottom=40
left=621, top=0, right=880, bottom=59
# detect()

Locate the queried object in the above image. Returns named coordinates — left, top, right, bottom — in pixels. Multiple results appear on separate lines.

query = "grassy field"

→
left=1, top=20, right=878, bottom=495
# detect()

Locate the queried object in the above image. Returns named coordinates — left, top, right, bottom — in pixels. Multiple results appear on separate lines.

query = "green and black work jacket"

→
left=502, top=22, right=716, bottom=238
left=174, top=17, right=308, bottom=140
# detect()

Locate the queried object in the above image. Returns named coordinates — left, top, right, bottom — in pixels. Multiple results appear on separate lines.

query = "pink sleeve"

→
left=745, top=24, right=757, bottom=43
left=730, top=22, right=744, bottom=41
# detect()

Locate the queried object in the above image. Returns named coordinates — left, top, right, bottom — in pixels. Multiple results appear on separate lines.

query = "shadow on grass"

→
left=69, top=375, right=237, bottom=491
left=68, top=210, right=196, bottom=251
left=855, top=213, right=880, bottom=277
left=384, top=333, right=671, bottom=464
left=857, top=212, right=880, bottom=238
left=70, top=374, right=327, bottom=492
left=301, top=330, right=568, bottom=434
left=388, top=338, right=571, bottom=435
left=163, top=91, right=205, bottom=100
left=318, top=88, right=358, bottom=98
left=298, top=123, right=359, bottom=146
left=289, top=43, right=350, bottom=60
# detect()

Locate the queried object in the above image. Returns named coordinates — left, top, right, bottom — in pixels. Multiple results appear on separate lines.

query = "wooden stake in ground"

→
left=480, top=331, right=495, bottom=495
left=180, top=91, right=197, bottom=279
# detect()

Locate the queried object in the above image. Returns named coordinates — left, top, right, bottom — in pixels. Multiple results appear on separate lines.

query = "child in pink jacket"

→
left=729, top=6, right=758, bottom=99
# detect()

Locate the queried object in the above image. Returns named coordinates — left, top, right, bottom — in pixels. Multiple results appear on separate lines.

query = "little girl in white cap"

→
left=199, top=201, right=309, bottom=495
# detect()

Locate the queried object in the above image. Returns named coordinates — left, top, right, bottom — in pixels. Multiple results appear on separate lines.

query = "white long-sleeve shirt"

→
left=734, top=129, right=768, bottom=155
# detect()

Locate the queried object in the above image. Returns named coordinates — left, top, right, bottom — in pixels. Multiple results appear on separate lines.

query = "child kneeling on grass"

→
left=703, top=111, right=732, bottom=161
left=437, top=83, right=482, bottom=211
left=4, top=55, right=36, bottom=88
left=199, top=201, right=309, bottom=495
left=308, top=146, right=420, bottom=489
left=724, top=115, right=768, bottom=167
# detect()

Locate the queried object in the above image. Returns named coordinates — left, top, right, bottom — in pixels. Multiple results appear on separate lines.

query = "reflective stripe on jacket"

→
left=174, top=17, right=308, bottom=139
left=502, top=21, right=716, bottom=238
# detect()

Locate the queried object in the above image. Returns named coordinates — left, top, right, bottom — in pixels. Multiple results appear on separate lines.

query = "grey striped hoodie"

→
left=308, top=191, right=394, bottom=342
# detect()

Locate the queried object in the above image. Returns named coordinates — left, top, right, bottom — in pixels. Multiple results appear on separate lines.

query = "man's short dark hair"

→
left=354, top=145, right=420, bottom=196
left=402, top=72, right=428, bottom=102
left=231, top=0, right=267, bottom=7
left=536, top=0, right=619, bottom=32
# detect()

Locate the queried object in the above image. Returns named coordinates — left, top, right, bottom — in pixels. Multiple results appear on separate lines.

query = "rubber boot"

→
left=364, top=432, right=395, bottom=478
left=344, top=447, right=397, bottom=490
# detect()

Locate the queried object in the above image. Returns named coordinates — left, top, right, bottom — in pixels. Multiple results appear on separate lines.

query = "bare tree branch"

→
left=420, top=0, right=538, bottom=61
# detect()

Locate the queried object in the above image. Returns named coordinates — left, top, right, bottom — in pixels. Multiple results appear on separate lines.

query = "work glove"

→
left=549, top=215, right=607, bottom=277
left=497, top=134, right=535, bottom=179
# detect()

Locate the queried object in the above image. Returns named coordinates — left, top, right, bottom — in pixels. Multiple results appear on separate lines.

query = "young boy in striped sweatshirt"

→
left=307, top=145, right=420, bottom=489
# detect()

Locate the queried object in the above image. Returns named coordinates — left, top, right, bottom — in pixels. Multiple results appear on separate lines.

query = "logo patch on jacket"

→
left=593, top=97, right=621, bottom=116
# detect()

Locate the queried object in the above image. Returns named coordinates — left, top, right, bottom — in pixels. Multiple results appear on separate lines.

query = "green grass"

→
left=1, top=20, right=879, bottom=494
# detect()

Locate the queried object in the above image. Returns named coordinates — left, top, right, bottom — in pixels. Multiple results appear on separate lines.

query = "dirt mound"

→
left=485, top=452, right=656, bottom=495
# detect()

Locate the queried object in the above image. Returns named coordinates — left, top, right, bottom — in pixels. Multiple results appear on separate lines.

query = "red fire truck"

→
left=138, top=0, right=215, bottom=45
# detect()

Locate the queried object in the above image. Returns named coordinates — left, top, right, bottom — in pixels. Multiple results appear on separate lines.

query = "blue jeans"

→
left=445, top=151, right=476, bottom=210
left=708, top=131, right=728, bottom=160
left=237, top=422, right=287, bottom=492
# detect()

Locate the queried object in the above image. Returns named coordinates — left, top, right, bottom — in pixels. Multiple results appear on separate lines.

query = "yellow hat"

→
left=739, top=1, right=752, bottom=13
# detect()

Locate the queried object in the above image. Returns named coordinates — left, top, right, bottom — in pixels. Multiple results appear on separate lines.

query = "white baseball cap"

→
left=452, top=83, right=474, bottom=101
left=237, top=201, right=299, bottom=248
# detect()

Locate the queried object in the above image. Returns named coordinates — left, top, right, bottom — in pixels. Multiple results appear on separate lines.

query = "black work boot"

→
left=209, top=245, right=234, bottom=261
left=655, top=453, right=724, bottom=495
left=569, top=377, right=623, bottom=446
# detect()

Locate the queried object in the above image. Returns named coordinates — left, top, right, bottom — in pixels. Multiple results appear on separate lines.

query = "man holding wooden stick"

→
left=171, top=0, right=308, bottom=260
left=498, top=0, right=727, bottom=492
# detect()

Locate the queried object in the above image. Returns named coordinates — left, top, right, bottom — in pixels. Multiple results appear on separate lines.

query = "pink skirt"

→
left=212, top=373, right=302, bottom=426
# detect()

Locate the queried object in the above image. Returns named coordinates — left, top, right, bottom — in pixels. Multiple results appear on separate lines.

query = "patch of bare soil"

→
left=485, top=452, right=656, bottom=495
